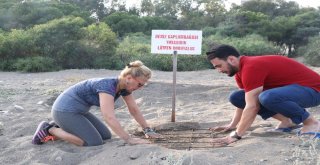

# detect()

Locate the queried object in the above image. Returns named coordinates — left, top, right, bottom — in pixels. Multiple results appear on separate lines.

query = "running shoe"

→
left=31, top=121, right=56, bottom=145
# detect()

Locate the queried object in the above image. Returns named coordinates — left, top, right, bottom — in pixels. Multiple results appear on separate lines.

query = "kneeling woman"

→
left=32, top=60, right=161, bottom=146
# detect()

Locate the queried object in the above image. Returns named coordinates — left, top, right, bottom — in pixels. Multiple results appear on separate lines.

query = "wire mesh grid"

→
left=136, top=128, right=228, bottom=150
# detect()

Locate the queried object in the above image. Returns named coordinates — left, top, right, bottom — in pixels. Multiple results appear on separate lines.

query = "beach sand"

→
left=0, top=67, right=319, bottom=165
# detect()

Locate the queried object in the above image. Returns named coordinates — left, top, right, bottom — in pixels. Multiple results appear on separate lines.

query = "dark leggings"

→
left=52, top=110, right=111, bottom=146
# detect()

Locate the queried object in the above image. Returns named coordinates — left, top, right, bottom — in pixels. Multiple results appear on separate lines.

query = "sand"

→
left=0, top=67, right=319, bottom=165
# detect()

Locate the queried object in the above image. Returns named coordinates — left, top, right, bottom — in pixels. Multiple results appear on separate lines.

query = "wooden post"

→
left=171, top=51, right=177, bottom=122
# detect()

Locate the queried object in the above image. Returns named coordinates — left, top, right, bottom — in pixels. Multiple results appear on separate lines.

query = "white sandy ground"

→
left=0, top=65, right=319, bottom=165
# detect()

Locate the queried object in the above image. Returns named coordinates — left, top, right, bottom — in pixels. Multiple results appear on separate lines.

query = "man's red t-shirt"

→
left=235, top=55, right=320, bottom=92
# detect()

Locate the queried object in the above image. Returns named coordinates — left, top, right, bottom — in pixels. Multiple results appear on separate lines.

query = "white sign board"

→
left=151, top=30, right=202, bottom=55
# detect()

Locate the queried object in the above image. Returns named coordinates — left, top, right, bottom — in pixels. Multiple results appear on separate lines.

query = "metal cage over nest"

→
left=134, top=122, right=228, bottom=150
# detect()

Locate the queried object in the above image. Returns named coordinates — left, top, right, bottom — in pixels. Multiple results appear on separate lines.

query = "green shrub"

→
left=93, top=55, right=123, bottom=70
left=138, top=54, right=173, bottom=71
left=177, top=55, right=211, bottom=71
left=134, top=54, right=210, bottom=71
left=0, top=29, right=35, bottom=60
left=83, top=22, right=118, bottom=69
left=298, top=36, right=320, bottom=67
left=115, top=33, right=150, bottom=67
left=0, top=59, right=16, bottom=71
left=202, top=26, right=217, bottom=37
left=203, top=34, right=281, bottom=55
left=13, top=56, right=59, bottom=72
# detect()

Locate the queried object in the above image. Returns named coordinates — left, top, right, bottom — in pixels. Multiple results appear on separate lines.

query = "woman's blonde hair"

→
left=120, top=60, right=152, bottom=80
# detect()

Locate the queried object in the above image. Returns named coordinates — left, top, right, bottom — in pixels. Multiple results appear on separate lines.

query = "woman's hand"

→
left=143, top=127, right=164, bottom=139
left=145, top=132, right=163, bottom=139
left=209, top=124, right=236, bottom=132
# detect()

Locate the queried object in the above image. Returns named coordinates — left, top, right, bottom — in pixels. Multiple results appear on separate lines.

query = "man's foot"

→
left=300, top=116, right=320, bottom=134
left=276, top=119, right=297, bottom=129
left=267, top=124, right=303, bottom=133
left=32, top=121, right=56, bottom=145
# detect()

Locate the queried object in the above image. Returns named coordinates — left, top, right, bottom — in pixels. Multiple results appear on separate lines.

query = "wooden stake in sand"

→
left=172, top=50, right=177, bottom=122
left=150, top=30, right=203, bottom=122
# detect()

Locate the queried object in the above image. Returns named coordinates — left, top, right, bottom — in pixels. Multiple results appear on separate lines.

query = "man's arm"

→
left=230, top=108, right=243, bottom=128
left=235, top=86, right=263, bottom=136
left=210, top=86, right=263, bottom=147
left=210, top=108, right=242, bottom=132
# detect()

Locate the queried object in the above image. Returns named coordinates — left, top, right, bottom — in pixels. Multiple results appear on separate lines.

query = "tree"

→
left=103, top=12, right=147, bottom=37
left=241, top=0, right=278, bottom=17
left=299, top=36, right=320, bottom=66
left=140, top=0, right=154, bottom=16
left=289, top=10, right=320, bottom=56
left=275, top=0, right=300, bottom=17
left=0, top=1, right=91, bottom=31
left=61, top=0, right=107, bottom=20
left=238, top=0, right=300, bottom=18
left=154, top=0, right=180, bottom=19
left=0, top=29, right=34, bottom=60
left=196, top=0, right=226, bottom=27
left=30, top=16, right=87, bottom=68
left=82, top=22, right=118, bottom=68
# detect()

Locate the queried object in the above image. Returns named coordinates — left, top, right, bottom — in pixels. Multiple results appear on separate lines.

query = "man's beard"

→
left=227, top=63, right=238, bottom=77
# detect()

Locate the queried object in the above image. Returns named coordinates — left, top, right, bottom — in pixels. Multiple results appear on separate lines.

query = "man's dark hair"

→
left=206, top=44, right=240, bottom=61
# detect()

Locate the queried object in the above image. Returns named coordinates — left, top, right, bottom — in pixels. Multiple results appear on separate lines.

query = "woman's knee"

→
left=84, top=138, right=104, bottom=146
left=102, top=134, right=112, bottom=140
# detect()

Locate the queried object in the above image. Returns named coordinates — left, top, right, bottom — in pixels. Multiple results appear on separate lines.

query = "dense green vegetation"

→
left=0, top=0, right=319, bottom=72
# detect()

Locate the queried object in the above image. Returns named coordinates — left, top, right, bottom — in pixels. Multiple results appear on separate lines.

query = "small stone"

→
left=129, top=152, right=141, bottom=160
left=55, top=156, right=62, bottom=161
left=0, top=122, right=3, bottom=132
left=14, top=105, right=24, bottom=110
left=135, top=98, right=143, bottom=105
left=37, top=101, right=44, bottom=105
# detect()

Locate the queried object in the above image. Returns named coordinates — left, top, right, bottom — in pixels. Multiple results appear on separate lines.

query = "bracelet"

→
left=143, top=127, right=155, bottom=134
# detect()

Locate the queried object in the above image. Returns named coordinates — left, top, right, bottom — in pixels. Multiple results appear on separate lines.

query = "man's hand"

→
left=210, top=136, right=239, bottom=147
left=209, top=124, right=236, bottom=132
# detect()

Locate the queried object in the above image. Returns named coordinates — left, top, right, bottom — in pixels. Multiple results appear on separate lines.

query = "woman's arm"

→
left=99, top=93, right=131, bottom=140
left=122, top=94, right=149, bottom=129
left=123, top=94, right=163, bottom=138
left=99, top=93, right=150, bottom=144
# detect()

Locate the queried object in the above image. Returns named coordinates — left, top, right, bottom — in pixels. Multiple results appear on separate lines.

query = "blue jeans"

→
left=229, top=84, right=320, bottom=124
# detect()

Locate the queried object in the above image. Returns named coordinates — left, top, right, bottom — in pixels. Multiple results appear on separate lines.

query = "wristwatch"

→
left=143, top=127, right=155, bottom=134
left=230, top=131, right=242, bottom=140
